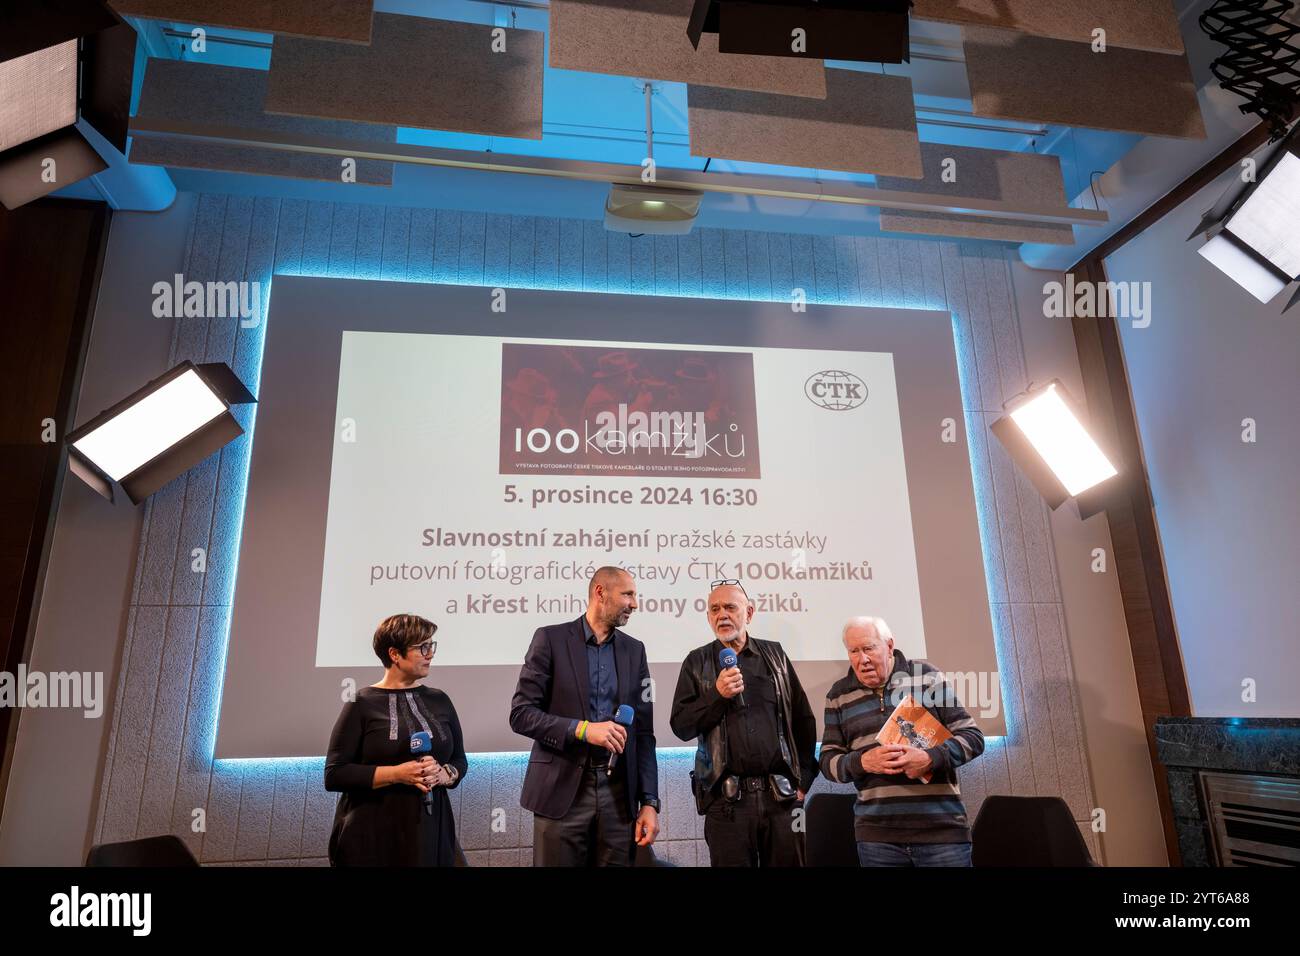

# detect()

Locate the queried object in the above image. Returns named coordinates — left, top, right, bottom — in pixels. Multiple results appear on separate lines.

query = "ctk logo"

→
left=804, top=370, right=867, bottom=410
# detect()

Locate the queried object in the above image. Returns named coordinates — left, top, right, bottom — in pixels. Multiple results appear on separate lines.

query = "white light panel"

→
left=1198, top=233, right=1288, bottom=304
left=1226, top=152, right=1300, bottom=280
left=73, top=369, right=227, bottom=481
left=1009, top=384, right=1117, bottom=497
left=0, top=40, right=78, bottom=151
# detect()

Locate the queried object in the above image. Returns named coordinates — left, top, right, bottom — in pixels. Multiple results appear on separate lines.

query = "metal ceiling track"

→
left=1201, top=0, right=1300, bottom=141
left=128, top=117, right=1109, bottom=227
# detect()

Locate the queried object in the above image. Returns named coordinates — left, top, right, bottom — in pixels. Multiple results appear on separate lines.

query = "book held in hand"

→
left=875, top=695, right=952, bottom=784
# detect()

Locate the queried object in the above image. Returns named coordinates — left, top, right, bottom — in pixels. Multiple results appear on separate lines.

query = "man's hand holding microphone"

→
left=583, top=719, right=627, bottom=755
left=716, top=647, right=745, bottom=703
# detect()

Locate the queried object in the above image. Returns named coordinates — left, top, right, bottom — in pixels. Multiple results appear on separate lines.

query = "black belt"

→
left=738, top=775, right=768, bottom=791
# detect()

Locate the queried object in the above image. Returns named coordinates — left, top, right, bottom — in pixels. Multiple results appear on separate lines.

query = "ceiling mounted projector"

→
left=604, top=184, right=703, bottom=235
left=687, top=0, right=914, bottom=63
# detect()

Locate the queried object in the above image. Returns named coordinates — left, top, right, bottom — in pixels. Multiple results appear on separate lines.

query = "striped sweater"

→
left=820, top=650, right=985, bottom=844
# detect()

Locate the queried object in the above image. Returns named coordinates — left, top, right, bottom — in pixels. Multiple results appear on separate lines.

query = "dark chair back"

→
left=634, top=843, right=674, bottom=867
left=85, top=835, right=200, bottom=867
left=805, top=792, right=860, bottom=867
left=972, top=796, right=1097, bottom=867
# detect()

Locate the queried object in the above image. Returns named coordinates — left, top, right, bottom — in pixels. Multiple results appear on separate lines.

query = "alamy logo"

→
left=1042, top=275, right=1152, bottom=328
left=0, top=666, right=103, bottom=718
left=805, top=370, right=867, bottom=410
left=50, top=886, right=151, bottom=936
left=151, top=273, right=261, bottom=326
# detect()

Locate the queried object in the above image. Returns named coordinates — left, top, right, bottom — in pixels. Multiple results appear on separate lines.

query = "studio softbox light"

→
left=65, top=361, right=257, bottom=505
left=1189, top=123, right=1300, bottom=308
left=0, top=1, right=136, bottom=209
left=1197, top=232, right=1289, bottom=304
left=990, top=380, right=1118, bottom=514
left=687, top=0, right=914, bottom=63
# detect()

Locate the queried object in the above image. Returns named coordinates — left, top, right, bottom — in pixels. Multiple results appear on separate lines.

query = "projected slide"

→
left=218, top=277, right=1001, bottom=756
left=315, top=332, right=924, bottom=666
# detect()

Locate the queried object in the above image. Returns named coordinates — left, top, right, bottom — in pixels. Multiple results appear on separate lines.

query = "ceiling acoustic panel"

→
left=912, top=0, right=1184, bottom=54
left=109, top=0, right=374, bottom=43
left=877, top=143, right=1076, bottom=245
left=130, top=59, right=394, bottom=185
left=264, top=14, right=544, bottom=138
left=963, top=27, right=1206, bottom=139
left=688, top=69, right=921, bottom=176
left=550, top=0, right=826, bottom=98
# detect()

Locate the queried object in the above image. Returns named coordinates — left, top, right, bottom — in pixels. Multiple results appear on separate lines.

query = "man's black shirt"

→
left=718, top=638, right=783, bottom=776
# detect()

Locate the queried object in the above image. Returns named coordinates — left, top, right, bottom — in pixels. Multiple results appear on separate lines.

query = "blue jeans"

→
left=857, top=840, right=973, bottom=867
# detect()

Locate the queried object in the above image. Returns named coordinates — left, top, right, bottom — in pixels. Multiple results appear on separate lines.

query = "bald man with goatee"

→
left=670, top=580, right=818, bottom=866
left=510, top=566, right=660, bottom=866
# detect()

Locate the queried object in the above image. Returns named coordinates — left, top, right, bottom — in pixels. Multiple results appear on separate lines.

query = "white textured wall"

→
left=1107, top=170, right=1300, bottom=719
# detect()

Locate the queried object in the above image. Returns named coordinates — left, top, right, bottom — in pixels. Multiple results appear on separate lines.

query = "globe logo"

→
left=805, top=370, right=867, bottom=410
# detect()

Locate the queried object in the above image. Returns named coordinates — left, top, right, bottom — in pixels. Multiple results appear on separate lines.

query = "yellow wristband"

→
left=577, top=720, right=588, bottom=741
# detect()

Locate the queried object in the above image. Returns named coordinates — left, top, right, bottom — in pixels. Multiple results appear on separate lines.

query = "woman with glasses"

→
left=325, top=613, right=468, bottom=866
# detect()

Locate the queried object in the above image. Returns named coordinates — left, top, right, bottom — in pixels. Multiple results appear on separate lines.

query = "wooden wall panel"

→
left=0, top=199, right=109, bottom=799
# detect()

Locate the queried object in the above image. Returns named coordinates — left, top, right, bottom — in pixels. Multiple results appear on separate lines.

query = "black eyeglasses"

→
left=709, top=579, right=749, bottom=598
left=409, top=640, right=437, bottom=657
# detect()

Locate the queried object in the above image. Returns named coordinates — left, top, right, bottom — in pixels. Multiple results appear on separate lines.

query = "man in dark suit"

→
left=510, top=566, right=660, bottom=866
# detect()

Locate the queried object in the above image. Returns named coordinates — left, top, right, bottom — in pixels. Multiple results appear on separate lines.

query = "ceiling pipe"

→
left=127, top=116, right=1108, bottom=227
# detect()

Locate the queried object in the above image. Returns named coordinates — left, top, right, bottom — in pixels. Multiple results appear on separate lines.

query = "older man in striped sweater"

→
left=820, top=616, right=985, bottom=867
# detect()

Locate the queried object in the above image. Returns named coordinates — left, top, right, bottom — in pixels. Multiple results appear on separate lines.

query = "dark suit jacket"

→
left=510, top=616, right=658, bottom=819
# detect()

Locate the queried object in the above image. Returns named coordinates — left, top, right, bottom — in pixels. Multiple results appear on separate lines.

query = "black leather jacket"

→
left=670, top=636, right=819, bottom=810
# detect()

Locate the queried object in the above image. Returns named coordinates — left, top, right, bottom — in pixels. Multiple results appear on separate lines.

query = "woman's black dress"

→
left=325, top=684, right=468, bottom=866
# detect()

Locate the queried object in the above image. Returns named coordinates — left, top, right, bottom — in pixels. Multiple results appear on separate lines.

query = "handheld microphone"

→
left=410, top=731, right=434, bottom=814
left=606, top=704, right=636, bottom=776
left=718, top=647, right=746, bottom=708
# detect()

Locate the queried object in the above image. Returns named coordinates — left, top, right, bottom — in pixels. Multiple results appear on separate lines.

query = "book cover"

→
left=876, top=695, right=952, bottom=784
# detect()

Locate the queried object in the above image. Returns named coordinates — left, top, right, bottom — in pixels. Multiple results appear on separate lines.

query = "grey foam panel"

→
left=877, top=143, right=1076, bottom=245
left=130, top=59, right=393, bottom=185
left=551, top=0, right=826, bottom=98
left=131, top=138, right=393, bottom=185
left=109, top=0, right=374, bottom=43
left=963, top=27, right=1206, bottom=139
left=913, top=0, right=1183, bottom=54
left=688, top=69, right=921, bottom=176
left=264, top=14, right=544, bottom=138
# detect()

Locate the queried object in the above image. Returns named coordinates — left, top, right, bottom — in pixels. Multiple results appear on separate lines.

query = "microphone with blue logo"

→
left=410, top=731, right=434, bottom=814
left=606, top=704, right=636, bottom=777
left=718, top=646, right=746, bottom=708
